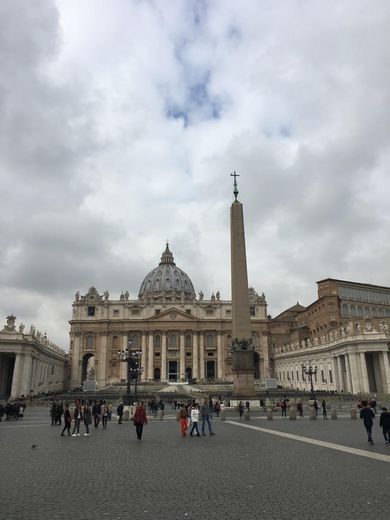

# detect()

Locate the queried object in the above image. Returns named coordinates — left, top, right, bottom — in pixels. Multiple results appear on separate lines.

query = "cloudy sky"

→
left=1, top=0, right=390, bottom=349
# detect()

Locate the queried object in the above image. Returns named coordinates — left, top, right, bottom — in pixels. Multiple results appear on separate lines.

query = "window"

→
left=321, top=370, right=325, bottom=383
left=250, top=307, right=256, bottom=316
left=169, top=334, right=177, bottom=348
left=155, top=309, right=160, bottom=315
left=207, top=352, right=214, bottom=357
left=291, top=371, right=294, bottom=381
left=185, top=335, right=192, bottom=348
left=186, top=352, right=192, bottom=357
left=206, top=310, right=214, bottom=316
left=131, top=334, right=140, bottom=348
left=226, top=310, right=231, bottom=316
left=329, top=370, right=333, bottom=384
left=206, top=334, right=214, bottom=347
left=186, top=309, right=191, bottom=315
left=113, top=309, right=119, bottom=316
left=154, top=352, right=160, bottom=357
left=86, top=335, right=94, bottom=349
left=296, top=371, right=299, bottom=381
left=154, top=335, right=161, bottom=348
left=87, top=306, right=95, bottom=316
left=112, top=336, right=119, bottom=348
left=132, top=309, right=140, bottom=316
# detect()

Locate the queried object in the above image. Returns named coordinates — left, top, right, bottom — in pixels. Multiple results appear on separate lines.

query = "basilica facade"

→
left=69, top=245, right=270, bottom=389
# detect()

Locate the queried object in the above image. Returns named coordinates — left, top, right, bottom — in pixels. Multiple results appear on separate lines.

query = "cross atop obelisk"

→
left=230, top=171, right=240, bottom=200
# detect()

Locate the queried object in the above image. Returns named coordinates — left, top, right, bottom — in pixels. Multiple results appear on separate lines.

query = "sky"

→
left=1, top=0, right=390, bottom=350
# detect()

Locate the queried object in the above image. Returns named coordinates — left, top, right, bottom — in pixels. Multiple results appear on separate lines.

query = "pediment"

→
left=148, top=308, right=196, bottom=322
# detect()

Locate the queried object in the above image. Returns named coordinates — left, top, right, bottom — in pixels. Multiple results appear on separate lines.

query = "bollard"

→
left=157, top=410, right=164, bottom=421
left=123, top=409, right=130, bottom=422
left=243, top=409, right=250, bottom=421
left=289, top=403, right=297, bottom=421
left=309, top=407, right=317, bottom=420
left=330, top=408, right=337, bottom=420
left=220, top=409, right=226, bottom=421
left=266, top=408, right=273, bottom=420
left=350, top=408, right=357, bottom=420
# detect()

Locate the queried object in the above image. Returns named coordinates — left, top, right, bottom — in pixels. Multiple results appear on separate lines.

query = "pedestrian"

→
left=0, top=403, right=4, bottom=422
left=214, top=401, right=221, bottom=418
left=92, top=400, right=101, bottom=428
left=379, top=407, right=390, bottom=445
left=322, top=399, right=327, bottom=420
left=237, top=401, right=244, bottom=419
left=280, top=399, right=287, bottom=418
left=313, top=399, right=319, bottom=416
left=297, top=400, right=304, bottom=417
left=189, top=404, right=200, bottom=437
left=101, top=401, right=108, bottom=429
left=179, top=405, right=188, bottom=437
left=132, top=402, right=148, bottom=440
left=201, top=397, right=215, bottom=436
left=117, top=402, right=124, bottom=424
left=359, top=400, right=375, bottom=445
left=83, top=402, right=92, bottom=436
left=72, top=403, right=83, bottom=436
left=61, top=404, right=72, bottom=437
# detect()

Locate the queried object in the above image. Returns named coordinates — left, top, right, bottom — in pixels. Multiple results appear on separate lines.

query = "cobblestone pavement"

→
left=1, top=407, right=390, bottom=520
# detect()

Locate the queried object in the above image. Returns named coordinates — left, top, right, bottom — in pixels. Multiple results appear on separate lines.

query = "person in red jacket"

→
left=132, top=402, right=148, bottom=440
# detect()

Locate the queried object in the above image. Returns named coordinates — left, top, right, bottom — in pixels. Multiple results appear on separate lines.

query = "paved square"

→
left=1, top=406, right=390, bottom=520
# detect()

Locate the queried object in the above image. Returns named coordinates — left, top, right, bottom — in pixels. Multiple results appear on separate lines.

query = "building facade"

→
left=0, top=315, right=68, bottom=400
left=69, top=245, right=270, bottom=388
left=271, top=279, right=390, bottom=394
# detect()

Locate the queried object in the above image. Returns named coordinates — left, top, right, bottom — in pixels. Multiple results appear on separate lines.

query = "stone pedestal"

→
left=331, top=408, right=338, bottom=420
left=309, top=407, right=317, bottom=420
left=232, top=351, right=256, bottom=397
left=350, top=408, right=357, bottom=419
left=243, top=409, right=250, bottom=421
left=289, top=401, right=297, bottom=420
left=266, top=408, right=273, bottom=420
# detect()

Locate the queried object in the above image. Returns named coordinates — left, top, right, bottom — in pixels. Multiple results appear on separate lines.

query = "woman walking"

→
left=83, top=402, right=92, bottom=436
left=60, top=404, right=72, bottom=437
left=133, top=402, right=148, bottom=440
left=189, top=404, right=200, bottom=437
left=179, top=404, right=188, bottom=437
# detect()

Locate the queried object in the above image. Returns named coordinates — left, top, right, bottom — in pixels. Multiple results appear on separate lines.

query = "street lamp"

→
left=118, top=340, right=143, bottom=405
left=302, top=363, right=317, bottom=399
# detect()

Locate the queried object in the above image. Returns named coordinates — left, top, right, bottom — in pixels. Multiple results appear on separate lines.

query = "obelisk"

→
left=230, top=172, right=256, bottom=397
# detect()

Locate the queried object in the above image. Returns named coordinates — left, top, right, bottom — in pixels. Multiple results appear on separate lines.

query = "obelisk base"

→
left=232, top=351, right=256, bottom=397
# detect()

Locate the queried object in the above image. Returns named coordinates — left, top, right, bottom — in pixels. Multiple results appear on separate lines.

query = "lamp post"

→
left=118, top=340, right=143, bottom=405
left=302, top=363, right=317, bottom=399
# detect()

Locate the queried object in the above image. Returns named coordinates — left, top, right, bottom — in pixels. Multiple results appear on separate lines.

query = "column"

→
left=161, top=332, right=167, bottom=382
left=71, top=334, right=82, bottom=387
left=348, top=352, right=359, bottom=393
left=337, top=356, right=344, bottom=392
left=332, top=357, right=340, bottom=392
left=148, top=333, right=154, bottom=381
left=359, top=352, right=370, bottom=393
left=19, top=354, right=33, bottom=397
left=381, top=351, right=390, bottom=393
left=120, top=334, right=128, bottom=381
left=217, top=333, right=223, bottom=379
left=98, top=334, right=108, bottom=388
left=141, top=333, right=147, bottom=381
left=199, top=332, right=205, bottom=380
left=193, top=333, right=199, bottom=380
left=344, top=354, right=352, bottom=393
left=179, top=333, right=185, bottom=381
left=10, top=353, right=23, bottom=399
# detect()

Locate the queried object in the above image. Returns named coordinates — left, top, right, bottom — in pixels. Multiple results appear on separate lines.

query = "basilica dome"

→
left=138, top=244, right=196, bottom=301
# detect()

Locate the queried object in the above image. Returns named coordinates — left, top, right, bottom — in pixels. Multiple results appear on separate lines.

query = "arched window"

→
left=86, top=335, right=94, bottom=349
left=185, top=335, right=192, bottom=348
left=154, top=335, right=161, bottom=348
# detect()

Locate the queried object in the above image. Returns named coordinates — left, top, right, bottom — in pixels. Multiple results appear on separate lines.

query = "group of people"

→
left=177, top=398, right=216, bottom=438
left=359, top=401, right=390, bottom=445
left=279, top=398, right=328, bottom=419
left=0, top=401, right=25, bottom=421
left=58, top=399, right=112, bottom=437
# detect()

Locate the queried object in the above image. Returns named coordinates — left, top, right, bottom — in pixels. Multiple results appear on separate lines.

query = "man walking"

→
left=360, top=400, right=375, bottom=445
left=379, top=407, right=390, bottom=445
left=200, top=398, right=215, bottom=436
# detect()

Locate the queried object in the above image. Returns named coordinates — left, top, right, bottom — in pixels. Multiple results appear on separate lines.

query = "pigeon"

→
left=31, top=444, right=38, bottom=449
